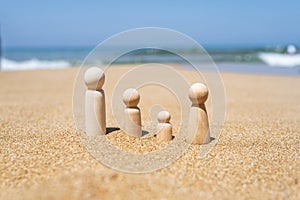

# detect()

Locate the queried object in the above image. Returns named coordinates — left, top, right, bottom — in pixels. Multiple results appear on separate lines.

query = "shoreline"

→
left=1, top=62, right=300, bottom=77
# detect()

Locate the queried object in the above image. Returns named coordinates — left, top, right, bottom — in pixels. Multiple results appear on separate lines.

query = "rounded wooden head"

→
left=84, top=67, right=105, bottom=90
left=157, top=111, right=171, bottom=123
left=188, top=83, right=208, bottom=104
left=123, top=88, right=140, bottom=107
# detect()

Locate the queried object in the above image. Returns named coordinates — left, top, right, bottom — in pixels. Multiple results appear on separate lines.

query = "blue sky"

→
left=0, top=0, right=300, bottom=47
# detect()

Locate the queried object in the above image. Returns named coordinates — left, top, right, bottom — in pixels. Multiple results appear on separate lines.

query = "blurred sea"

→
left=1, top=45, right=300, bottom=75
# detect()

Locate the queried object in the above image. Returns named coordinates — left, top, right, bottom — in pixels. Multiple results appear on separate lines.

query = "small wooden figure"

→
left=186, top=83, right=210, bottom=144
left=156, top=111, right=172, bottom=141
left=122, top=88, right=142, bottom=137
left=84, top=67, right=106, bottom=136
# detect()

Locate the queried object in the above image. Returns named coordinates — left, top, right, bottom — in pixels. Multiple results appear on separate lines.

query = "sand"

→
left=0, top=65, right=299, bottom=199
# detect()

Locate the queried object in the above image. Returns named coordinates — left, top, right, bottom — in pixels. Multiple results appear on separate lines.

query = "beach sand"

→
left=0, top=65, right=299, bottom=199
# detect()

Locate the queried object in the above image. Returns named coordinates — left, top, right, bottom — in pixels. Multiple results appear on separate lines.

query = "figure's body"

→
left=186, top=83, right=210, bottom=144
left=156, top=111, right=172, bottom=141
left=84, top=67, right=106, bottom=136
left=123, top=88, right=142, bottom=137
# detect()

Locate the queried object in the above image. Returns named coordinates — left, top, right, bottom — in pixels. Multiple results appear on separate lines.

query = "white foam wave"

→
left=259, top=53, right=300, bottom=67
left=0, top=58, right=71, bottom=71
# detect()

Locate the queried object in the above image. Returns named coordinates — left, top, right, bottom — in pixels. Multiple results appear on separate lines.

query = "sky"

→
left=0, top=0, right=300, bottom=48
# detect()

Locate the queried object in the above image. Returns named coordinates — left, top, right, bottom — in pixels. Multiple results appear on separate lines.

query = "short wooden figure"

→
left=156, top=111, right=172, bottom=141
left=122, top=88, right=142, bottom=137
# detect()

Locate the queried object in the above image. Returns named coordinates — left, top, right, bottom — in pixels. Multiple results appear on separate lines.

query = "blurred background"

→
left=0, top=0, right=300, bottom=74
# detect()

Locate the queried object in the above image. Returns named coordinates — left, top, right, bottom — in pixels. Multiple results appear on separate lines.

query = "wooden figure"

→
left=84, top=67, right=106, bottom=136
left=123, top=88, right=142, bottom=137
left=186, top=83, right=210, bottom=144
left=156, top=111, right=172, bottom=141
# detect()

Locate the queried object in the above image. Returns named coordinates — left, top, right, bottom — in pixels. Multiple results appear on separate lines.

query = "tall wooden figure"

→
left=122, top=88, right=142, bottom=137
left=186, top=83, right=210, bottom=144
left=84, top=67, right=106, bottom=136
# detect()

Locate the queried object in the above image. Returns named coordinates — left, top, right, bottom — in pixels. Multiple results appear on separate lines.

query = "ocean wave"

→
left=0, top=58, right=71, bottom=71
left=258, top=53, right=300, bottom=67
